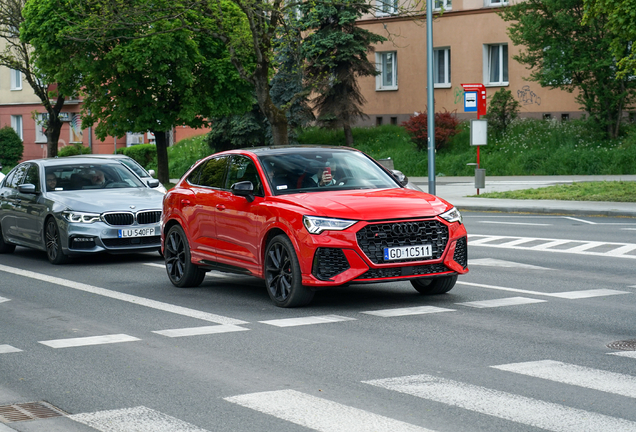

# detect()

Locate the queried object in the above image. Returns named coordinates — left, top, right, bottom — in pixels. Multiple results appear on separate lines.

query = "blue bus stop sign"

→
left=464, top=91, right=478, bottom=112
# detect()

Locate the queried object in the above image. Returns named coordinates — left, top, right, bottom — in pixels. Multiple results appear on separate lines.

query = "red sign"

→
left=461, top=83, right=487, bottom=116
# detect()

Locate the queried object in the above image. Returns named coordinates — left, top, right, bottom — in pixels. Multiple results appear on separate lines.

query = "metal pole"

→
left=426, top=0, right=436, bottom=195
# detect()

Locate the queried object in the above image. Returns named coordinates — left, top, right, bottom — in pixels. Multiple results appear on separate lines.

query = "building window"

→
left=35, top=113, right=47, bottom=143
left=376, top=117, right=383, bottom=126
left=376, top=52, right=398, bottom=91
left=543, top=113, right=552, bottom=120
left=561, top=113, right=569, bottom=121
left=10, top=69, right=22, bottom=90
left=377, top=0, right=398, bottom=15
left=390, top=117, right=398, bottom=125
left=434, top=0, right=451, bottom=10
left=434, top=48, right=451, bottom=87
left=486, top=0, right=508, bottom=6
left=485, top=44, right=508, bottom=86
left=11, top=115, right=23, bottom=140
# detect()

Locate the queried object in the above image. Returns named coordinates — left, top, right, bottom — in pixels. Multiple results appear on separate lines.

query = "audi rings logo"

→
left=392, top=222, right=421, bottom=236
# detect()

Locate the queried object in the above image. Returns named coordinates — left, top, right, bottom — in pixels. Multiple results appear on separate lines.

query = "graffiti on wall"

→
left=454, top=87, right=463, bottom=105
left=517, top=85, right=541, bottom=106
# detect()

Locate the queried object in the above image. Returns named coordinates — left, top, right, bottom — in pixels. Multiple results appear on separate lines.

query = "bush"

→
left=117, top=144, right=157, bottom=167
left=402, top=109, right=460, bottom=151
left=0, top=126, right=23, bottom=167
left=485, top=89, right=521, bottom=134
left=58, top=143, right=91, bottom=157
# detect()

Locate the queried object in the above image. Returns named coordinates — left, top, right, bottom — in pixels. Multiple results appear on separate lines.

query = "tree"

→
left=32, top=0, right=423, bottom=147
left=485, top=88, right=521, bottom=134
left=500, top=0, right=636, bottom=138
left=301, top=0, right=385, bottom=146
left=0, top=125, right=23, bottom=167
left=22, top=1, right=253, bottom=183
left=583, top=0, right=636, bottom=78
left=1, top=0, right=77, bottom=158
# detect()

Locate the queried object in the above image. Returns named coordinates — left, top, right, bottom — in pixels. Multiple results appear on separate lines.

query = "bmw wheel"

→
left=264, top=234, right=314, bottom=308
left=165, top=225, right=206, bottom=288
left=45, top=218, right=69, bottom=264
left=410, top=275, right=457, bottom=295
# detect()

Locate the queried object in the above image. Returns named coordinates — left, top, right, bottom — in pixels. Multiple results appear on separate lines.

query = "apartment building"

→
left=356, top=0, right=581, bottom=126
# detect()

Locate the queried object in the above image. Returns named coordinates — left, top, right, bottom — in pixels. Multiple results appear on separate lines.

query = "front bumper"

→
left=297, top=217, right=468, bottom=288
left=62, top=220, right=161, bottom=255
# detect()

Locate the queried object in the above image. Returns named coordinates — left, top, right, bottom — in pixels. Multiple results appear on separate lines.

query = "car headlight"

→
left=62, top=211, right=102, bottom=224
left=303, top=216, right=357, bottom=234
left=440, top=207, right=463, bottom=224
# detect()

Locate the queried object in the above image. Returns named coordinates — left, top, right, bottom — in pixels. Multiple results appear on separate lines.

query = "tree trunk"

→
left=153, top=130, right=170, bottom=184
left=343, top=121, right=353, bottom=146
left=253, top=65, right=289, bottom=146
left=44, top=95, right=66, bottom=158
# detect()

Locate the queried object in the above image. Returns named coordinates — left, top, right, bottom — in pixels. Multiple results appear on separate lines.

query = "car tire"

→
left=410, top=275, right=457, bottom=295
left=0, top=223, right=16, bottom=254
left=45, top=218, right=69, bottom=265
left=264, top=234, right=314, bottom=308
left=165, top=225, right=206, bottom=288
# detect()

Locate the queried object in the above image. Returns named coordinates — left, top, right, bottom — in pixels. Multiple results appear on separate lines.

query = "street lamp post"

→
left=426, top=0, right=436, bottom=195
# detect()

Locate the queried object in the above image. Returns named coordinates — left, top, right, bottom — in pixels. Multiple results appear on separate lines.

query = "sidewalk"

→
left=410, top=175, right=636, bottom=218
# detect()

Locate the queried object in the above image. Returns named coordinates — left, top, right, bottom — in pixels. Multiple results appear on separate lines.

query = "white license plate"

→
left=384, top=244, right=432, bottom=261
left=118, top=227, right=157, bottom=238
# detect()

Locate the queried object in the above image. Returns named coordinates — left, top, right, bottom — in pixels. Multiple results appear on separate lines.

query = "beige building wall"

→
left=356, top=5, right=582, bottom=126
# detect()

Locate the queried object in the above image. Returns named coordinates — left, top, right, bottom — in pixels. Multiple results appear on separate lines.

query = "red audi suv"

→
left=161, top=146, right=468, bottom=307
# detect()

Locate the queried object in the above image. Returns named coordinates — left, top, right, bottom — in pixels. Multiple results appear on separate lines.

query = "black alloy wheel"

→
left=264, top=234, right=314, bottom=308
left=165, top=225, right=206, bottom=288
left=45, top=218, right=68, bottom=264
left=410, top=275, right=457, bottom=295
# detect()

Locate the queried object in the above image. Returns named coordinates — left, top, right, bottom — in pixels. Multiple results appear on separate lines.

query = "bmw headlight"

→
left=62, top=211, right=101, bottom=224
left=440, top=207, right=463, bottom=224
left=303, top=216, right=357, bottom=234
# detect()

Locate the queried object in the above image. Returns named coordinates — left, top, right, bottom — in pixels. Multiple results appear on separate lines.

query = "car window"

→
left=23, top=164, right=41, bottom=193
left=197, top=156, right=228, bottom=188
left=4, top=164, right=28, bottom=190
left=227, top=156, right=263, bottom=196
left=119, top=158, right=149, bottom=178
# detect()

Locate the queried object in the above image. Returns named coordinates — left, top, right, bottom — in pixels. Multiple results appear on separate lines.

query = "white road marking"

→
left=364, top=374, right=636, bottom=432
left=153, top=325, right=249, bottom=338
left=563, top=217, right=597, bottom=224
left=458, top=297, right=547, bottom=308
left=0, top=344, right=22, bottom=354
left=144, top=263, right=235, bottom=278
left=456, top=281, right=629, bottom=299
left=622, top=228, right=636, bottom=231
left=468, top=258, right=550, bottom=270
left=0, top=296, right=9, bottom=304
left=0, top=264, right=247, bottom=325
left=468, top=235, right=636, bottom=259
left=224, top=389, right=434, bottom=432
left=69, top=406, right=209, bottom=432
left=492, top=360, right=636, bottom=399
left=39, top=334, right=140, bottom=349
left=609, top=352, right=636, bottom=359
left=361, top=306, right=455, bottom=317
left=259, top=315, right=355, bottom=327
left=479, top=221, right=552, bottom=226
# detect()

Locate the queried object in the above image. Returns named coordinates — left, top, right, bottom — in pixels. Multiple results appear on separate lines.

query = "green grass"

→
left=474, top=181, right=636, bottom=202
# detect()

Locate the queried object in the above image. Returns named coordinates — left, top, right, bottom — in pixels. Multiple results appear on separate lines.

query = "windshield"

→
left=259, top=149, right=400, bottom=195
left=44, top=163, right=146, bottom=192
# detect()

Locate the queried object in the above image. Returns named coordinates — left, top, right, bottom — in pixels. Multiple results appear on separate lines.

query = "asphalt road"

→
left=1, top=211, right=636, bottom=432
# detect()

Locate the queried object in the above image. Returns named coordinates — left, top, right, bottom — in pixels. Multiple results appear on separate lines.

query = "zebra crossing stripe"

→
left=259, top=315, right=356, bottom=327
left=153, top=325, right=249, bottom=337
left=0, top=344, right=21, bottom=354
left=0, top=296, right=9, bottom=304
left=492, top=360, right=636, bottom=399
left=69, top=406, right=208, bottom=432
left=364, top=374, right=636, bottom=432
left=609, top=351, right=636, bottom=359
left=361, top=306, right=455, bottom=317
left=224, top=389, right=434, bottom=432
left=456, top=281, right=629, bottom=299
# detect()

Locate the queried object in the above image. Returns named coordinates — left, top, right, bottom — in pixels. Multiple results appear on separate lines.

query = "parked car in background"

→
left=161, top=146, right=468, bottom=307
left=0, top=164, right=4, bottom=183
left=70, top=154, right=167, bottom=193
left=0, top=157, right=165, bottom=264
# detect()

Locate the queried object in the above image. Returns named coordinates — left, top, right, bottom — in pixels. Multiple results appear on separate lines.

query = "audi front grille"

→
left=356, top=220, right=449, bottom=264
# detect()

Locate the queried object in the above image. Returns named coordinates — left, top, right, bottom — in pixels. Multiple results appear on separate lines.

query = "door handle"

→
left=216, top=204, right=226, bottom=211
left=181, top=199, right=192, bottom=206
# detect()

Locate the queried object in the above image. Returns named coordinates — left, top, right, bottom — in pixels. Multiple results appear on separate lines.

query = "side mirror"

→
left=391, top=170, right=409, bottom=186
left=147, top=179, right=160, bottom=188
left=18, top=183, right=38, bottom=194
left=148, top=169, right=156, bottom=177
left=231, top=180, right=255, bottom=202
